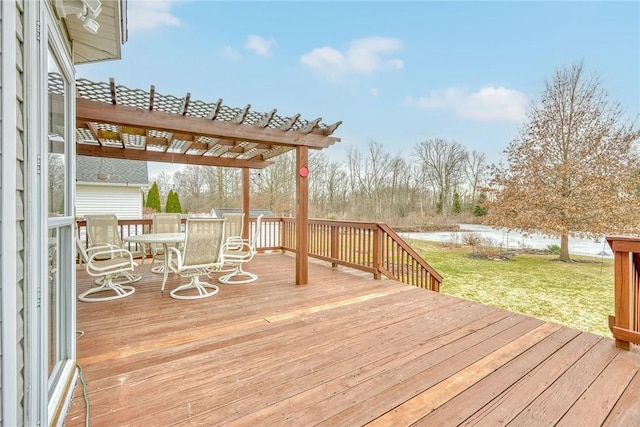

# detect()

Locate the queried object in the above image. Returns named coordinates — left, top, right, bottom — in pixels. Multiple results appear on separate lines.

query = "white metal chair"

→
left=150, top=213, right=182, bottom=274
left=78, top=217, right=139, bottom=302
left=219, top=212, right=244, bottom=272
left=75, top=221, right=89, bottom=268
left=219, top=215, right=263, bottom=285
left=84, top=214, right=142, bottom=285
left=223, top=212, right=244, bottom=243
left=167, top=218, right=226, bottom=300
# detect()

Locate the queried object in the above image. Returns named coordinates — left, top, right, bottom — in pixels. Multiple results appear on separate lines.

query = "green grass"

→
left=407, top=239, right=615, bottom=338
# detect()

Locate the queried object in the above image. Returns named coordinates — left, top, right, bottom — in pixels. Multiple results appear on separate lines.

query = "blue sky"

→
left=76, top=1, right=640, bottom=177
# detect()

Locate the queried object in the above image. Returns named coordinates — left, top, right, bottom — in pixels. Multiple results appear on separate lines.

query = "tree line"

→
left=148, top=138, right=489, bottom=227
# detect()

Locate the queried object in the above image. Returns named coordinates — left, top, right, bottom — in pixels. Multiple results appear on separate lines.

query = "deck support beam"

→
left=296, top=146, right=309, bottom=285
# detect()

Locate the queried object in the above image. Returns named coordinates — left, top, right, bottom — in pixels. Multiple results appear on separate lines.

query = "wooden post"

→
left=296, top=147, right=309, bottom=285
left=607, top=237, right=638, bottom=350
left=242, top=168, right=250, bottom=240
left=373, top=226, right=382, bottom=280
left=331, top=225, right=338, bottom=268
left=613, top=249, right=631, bottom=350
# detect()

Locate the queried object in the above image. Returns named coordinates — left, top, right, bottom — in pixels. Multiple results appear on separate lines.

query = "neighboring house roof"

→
left=76, top=155, right=149, bottom=185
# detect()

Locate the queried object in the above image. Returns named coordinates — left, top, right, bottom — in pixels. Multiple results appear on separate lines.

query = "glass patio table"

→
left=123, top=232, right=186, bottom=290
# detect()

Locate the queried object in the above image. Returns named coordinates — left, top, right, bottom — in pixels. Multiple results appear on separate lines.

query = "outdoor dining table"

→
left=123, top=232, right=186, bottom=290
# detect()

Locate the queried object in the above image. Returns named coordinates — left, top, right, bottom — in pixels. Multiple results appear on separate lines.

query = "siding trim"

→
left=25, top=2, right=47, bottom=425
left=1, top=1, right=20, bottom=425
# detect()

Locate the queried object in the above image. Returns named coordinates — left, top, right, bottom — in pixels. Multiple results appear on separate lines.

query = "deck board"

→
left=65, top=252, right=640, bottom=426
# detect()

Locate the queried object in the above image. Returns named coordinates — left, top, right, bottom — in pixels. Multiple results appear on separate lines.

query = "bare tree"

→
left=485, top=62, right=640, bottom=261
left=414, top=138, right=468, bottom=217
left=464, top=150, right=487, bottom=211
left=154, top=171, right=173, bottom=203
left=308, top=151, right=328, bottom=216
left=203, top=166, right=240, bottom=208
left=173, top=165, right=209, bottom=212
left=387, top=155, right=414, bottom=218
left=346, top=141, right=395, bottom=219
left=252, top=151, right=295, bottom=215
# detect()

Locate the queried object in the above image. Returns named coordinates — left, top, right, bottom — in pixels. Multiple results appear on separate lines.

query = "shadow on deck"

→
left=65, top=253, right=640, bottom=426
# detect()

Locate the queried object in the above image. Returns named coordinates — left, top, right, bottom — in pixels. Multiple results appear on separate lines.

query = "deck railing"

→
left=77, top=216, right=442, bottom=291
left=279, top=218, right=442, bottom=291
left=606, top=236, right=640, bottom=349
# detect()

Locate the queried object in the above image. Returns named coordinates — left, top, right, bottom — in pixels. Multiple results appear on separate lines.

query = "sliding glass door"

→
left=44, top=18, right=76, bottom=422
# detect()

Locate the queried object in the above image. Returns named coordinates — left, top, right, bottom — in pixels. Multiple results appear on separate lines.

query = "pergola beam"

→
left=77, top=98, right=339, bottom=150
left=77, top=144, right=272, bottom=169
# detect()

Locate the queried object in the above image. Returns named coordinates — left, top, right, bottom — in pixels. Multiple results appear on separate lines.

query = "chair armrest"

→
left=86, top=248, right=135, bottom=274
left=86, top=244, right=120, bottom=257
left=225, top=237, right=249, bottom=251
left=167, top=246, right=183, bottom=270
left=222, top=241, right=251, bottom=253
left=88, top=247, right=132, bottom=261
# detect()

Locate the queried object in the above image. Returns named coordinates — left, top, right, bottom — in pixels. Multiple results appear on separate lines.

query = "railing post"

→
left=612, top=248, right=632, bottom=350
left=281, top=218, right=289, bottom=251
left=373, top=226, right=382, bottom=280
left=331, top=225, right=338, bottom=268
left=606, top=236, right=640, bottom=350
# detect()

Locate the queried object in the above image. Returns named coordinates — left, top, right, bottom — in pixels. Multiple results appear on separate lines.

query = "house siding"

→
left=1, top=0, right=27, bottom=424
left=16, top=0, right=26, bottom=422
left=76, top=184, right=144, bottom=219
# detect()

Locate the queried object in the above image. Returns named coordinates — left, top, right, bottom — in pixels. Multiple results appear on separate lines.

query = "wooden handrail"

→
left=76, top=216, right=443, bottom=292
left=281, top=217, right=442, bottom=291
left=606, top=236, right=640, bottom=350
left=377, top=222, right=443, bottom=291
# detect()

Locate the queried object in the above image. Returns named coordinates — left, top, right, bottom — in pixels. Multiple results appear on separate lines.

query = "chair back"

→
left=74, top=221, right=89, bottom=264
left=86, top=214, right=122, bottom=248
left=222, top=213, right=244, bottom=240
left=153, top=213, right=182, bottom=233
left=182, top=218, right=226, bottom=267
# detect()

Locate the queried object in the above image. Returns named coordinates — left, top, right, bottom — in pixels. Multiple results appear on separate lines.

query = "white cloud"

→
left=370, top=87, right=380, bottom=97
left=127, top=0, right=180, bottom=32
left=407, top=86, right=528, bottom=122
left=388, top=59, right=404, bottom=69
left=245, top=35, right=276, bottom=56
left=300, top=37, right=403, bottom=79
left=222, top=45, right=241, bottom=60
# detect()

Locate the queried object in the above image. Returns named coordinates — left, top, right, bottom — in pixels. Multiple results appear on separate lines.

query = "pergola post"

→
left=296, top=146, right=309, bottom=285
left=242, top=168, right=250, bottom=240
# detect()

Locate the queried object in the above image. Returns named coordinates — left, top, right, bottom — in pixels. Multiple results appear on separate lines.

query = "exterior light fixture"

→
left=55, top=0, right=102, bottom=34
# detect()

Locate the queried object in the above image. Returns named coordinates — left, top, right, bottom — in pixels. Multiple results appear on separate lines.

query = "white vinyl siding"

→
left=76, top=184, right=144, bottom=219
left=1, top=0, right=26, bottom=424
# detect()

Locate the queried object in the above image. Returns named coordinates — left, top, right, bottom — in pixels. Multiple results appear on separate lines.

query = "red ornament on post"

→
left=299, top=166, right=309, bottom=177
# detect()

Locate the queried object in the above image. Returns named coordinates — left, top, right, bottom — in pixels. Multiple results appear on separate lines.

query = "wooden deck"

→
left=65, top=253, right=640, bottom=426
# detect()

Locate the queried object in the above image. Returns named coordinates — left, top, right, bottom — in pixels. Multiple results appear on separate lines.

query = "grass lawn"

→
left=407, top=239, right=615, bottom=338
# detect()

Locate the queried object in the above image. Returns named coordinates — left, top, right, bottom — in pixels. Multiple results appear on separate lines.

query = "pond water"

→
left=401, top=223, right=613, bottom=258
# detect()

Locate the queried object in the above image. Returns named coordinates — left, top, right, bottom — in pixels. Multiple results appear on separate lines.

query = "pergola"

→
left=71, top=76, right=342, bottom=285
